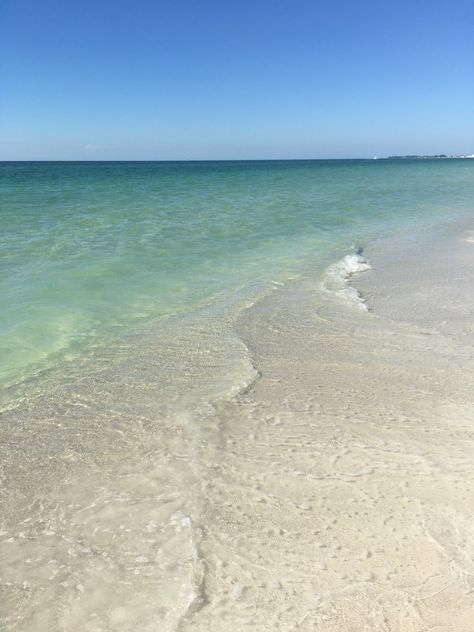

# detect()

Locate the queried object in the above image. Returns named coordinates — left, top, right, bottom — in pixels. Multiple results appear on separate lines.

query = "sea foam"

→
left=323, top=249, right=372, bottom=310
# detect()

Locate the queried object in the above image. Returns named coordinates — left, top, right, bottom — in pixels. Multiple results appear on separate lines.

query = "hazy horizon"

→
left=1, top=154, right=472, bottom=163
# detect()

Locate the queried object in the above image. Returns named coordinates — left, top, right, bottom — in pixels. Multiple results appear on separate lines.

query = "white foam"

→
left=323, top=250, right=372, bottom=310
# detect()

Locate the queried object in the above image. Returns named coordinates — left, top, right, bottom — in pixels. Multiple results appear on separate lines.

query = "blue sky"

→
left=1, top=0, right=473, bottom=160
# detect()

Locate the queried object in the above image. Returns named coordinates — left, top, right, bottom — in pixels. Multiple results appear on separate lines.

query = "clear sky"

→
left=1, top=0, right=473, bottom=160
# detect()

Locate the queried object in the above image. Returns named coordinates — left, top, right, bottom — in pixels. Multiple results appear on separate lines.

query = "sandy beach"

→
left=179, top=223, right=474, bottom=631
left=2, top=0, right=473, bottom=626
left=2, top=217, right=474, bottom=631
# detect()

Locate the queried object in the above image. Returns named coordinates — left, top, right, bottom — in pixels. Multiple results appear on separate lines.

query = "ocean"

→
left=2, top=159, right=473, bottom=396
left=1, top=159, right=474, bottom=631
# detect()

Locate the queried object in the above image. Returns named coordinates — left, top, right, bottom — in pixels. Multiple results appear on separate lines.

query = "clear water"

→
left=2, top=159, right=474, bottom=632
left=1, top=159, right=474, bottom=394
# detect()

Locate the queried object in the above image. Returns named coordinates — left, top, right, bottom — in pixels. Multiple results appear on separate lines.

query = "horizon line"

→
left=1, top=155, right=470, bottom=163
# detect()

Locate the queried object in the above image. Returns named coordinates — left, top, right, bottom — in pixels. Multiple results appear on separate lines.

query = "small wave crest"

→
left=322, top=248, right=372, bottom=310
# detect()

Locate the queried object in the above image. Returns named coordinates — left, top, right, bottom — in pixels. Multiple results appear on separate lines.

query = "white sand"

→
left=2, top=223, right=474, bottom=631
left=180, top=225, right=474, bottom=631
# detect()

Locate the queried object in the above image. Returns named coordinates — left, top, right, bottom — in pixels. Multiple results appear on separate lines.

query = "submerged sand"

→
left=2, top=222, right=474, bottom=631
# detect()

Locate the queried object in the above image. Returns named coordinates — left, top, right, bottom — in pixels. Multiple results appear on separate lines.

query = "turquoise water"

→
left=1, top=159, right=474, bottom=392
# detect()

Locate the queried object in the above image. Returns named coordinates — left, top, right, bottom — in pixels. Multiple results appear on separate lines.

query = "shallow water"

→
left=2, top=159, right=474, bottom=393
left=1, top=160, right=474, bottom=630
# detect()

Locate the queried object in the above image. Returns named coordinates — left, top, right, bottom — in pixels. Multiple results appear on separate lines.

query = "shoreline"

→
left=2, top=217, right=474, bottom=630
left=181, top=220, right=474, bottom=630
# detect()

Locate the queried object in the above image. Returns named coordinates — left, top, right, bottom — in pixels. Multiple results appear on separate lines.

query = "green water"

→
left=1, top=159, right=473, bottom=390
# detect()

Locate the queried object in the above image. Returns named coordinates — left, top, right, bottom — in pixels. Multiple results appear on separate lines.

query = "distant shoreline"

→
left=382, top=153, right=474, bottom=160
left=1, top=155, right=474, bottom=163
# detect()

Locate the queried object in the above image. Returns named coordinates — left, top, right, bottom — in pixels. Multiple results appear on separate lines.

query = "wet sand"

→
left=2, top=223, right=474, bottom=631
left=181, top=225, right=474, bottom=631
